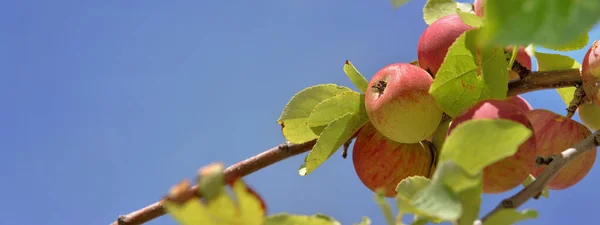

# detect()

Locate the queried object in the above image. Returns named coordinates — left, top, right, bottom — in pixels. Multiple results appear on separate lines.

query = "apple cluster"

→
left=352, top=0, right=600, bottom=198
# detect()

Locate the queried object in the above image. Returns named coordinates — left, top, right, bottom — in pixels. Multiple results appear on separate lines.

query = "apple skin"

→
left=578, top=102, right=600, bottom=131
left=417, top=14, right=474, bottom=76
left=506, top=95, right=533, bottom=112
left=352, top=123, right=435, bottom=197
left=581, top=40, right=600, bottom=106
left=474, top=0, right=485, bottom=16
left=447, top=99, right=537, bottom=194
left=365, top=63, right=443, bottom=144
left=525, top=109, right=597, bottom=190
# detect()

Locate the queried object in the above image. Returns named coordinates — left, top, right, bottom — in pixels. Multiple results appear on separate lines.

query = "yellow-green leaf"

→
left=535, top=52, right=582, bottom=107
left=307, top=91, right=365, bottom=134
left=264, top=213, right=341, bottom=225
left=299, top=112, right=368, bottom=176
left=278, top=84, right=353, bottom=143
left=344, top=60, right=369, bottom=93
left=483, top=209, right=538, bottom=225
left=423, top=0, right=474, bottom=25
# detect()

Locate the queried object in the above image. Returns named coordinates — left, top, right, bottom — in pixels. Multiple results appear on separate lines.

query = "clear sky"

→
left=2, top=1, right=599, bottom=225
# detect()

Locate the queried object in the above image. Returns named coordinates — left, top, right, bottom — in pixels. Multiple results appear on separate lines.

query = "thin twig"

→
left=112, top=140, right=317, bottom=225
left=508, top=69, right=582, bottom=97
left=566, top=84, right=586, bottom=118
left=112, top=68, right=584, bottom=225
left=477, top=130, right=600, bottom=223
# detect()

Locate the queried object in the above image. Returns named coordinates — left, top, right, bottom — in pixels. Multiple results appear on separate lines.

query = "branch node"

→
left=566, top=84, right=586, bottom=118
left=117, top=215, right=128, bottom=225
left=500, top=199, right=515, bottom=208
left=535, top=155, right=556, bottom=166
left=512, top=61, right=531, bottom=80
left=278, top=141, right=292, bottom=152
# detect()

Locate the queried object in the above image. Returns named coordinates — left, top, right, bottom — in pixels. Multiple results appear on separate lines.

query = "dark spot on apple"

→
left=371, top=80, right=387, bottom=95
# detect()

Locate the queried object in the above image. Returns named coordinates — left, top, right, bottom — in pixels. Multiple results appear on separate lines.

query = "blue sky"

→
left=2, top=1, right=598, bottom=225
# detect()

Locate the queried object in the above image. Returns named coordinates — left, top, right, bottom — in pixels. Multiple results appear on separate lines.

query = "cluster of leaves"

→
left=163, top=163, right=361, bottom=225
left=275, top=0, right=600, bottom=224
left=162, top=0, right=600, bottom=225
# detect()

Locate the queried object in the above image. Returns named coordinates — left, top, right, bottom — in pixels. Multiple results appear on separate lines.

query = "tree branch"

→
left=507, top=69, right=582, bottom=97
left=477, top=129, right=600, bottom=223
left=111, top=140, right=316, bottom=225
left=110, top=68, right=583, bottom=225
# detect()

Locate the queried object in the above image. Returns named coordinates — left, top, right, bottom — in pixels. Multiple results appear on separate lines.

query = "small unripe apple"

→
left=474, top=0, right=485, bottom=17
left=417, top=14, right=474, bottom=76
left=578, top=102, right=600, bottom=131
left=447, top=99, right=537, bottom=193
left=506, top=95, right=533, bottom=112
left=581, top=40, right=600, bottom=106
left=352, top=123, right=435, bottom=197
left=365, top=63, right=443, bottom=144
left=525, top=109, right=597, bottom=190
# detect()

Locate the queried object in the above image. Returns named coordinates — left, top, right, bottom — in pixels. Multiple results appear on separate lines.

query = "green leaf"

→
left=522, top=174, right=549, bottom=198
left=457, top=11, right=483, bottom=27
left=535, top=52, right=582, bottom=107
left=391, top=0, right=412, bottom=8
left=344, top=60, right=369, bottom=93
left=483, top=209, right=538, bottom=225
left=299, top=112, right=368, bottom=176
left=307, top=91, right=365, bottom=134
left=396, top=176, right=431, bottom=199
left=278, top=84, right=353, bottom=143
left=429, top=30, right=508, bottom=117
left=456, top=182, right=482, bottom=225
left=375, top=190, right=397, bottom=225
left=423, top=0, right=474, bottom=25
left=164, top=179, right=266, bottom=225
left=354, top=216, right=371, bottom=225
left=410, top=183, right=462, bottom=221
left=264, top=213, right=341, bottom=225
left=479, top=0, right=600, bottom=48
left=540, top=31, right=590, bottom=52
left=439, top=119, right=532, bottom=175
left=430, top=161, right=482, bottom=193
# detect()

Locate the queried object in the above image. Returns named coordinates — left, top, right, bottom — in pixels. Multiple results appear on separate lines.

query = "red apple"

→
left=447, top=99, right=537, bottom=193
left=506, top=95, right=533, bottom=112
left=474, top=0, right=485, bottom=17
left=365, top=63, right=443, bottom=144
left=525, top=109, right=597, bottom=190
left=352, top=123, right=435, bottom=197
left=581, top=40, right=600, bottom=106
left=579, top=102, right=600, bottom=131
left=417, top=14, right=474, bottom=76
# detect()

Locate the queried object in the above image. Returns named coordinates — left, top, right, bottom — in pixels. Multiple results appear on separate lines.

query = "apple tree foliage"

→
left=162, top=0, right=600, bottom=224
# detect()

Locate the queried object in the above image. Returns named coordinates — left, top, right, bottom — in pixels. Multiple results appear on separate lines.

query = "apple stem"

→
left=566, top=84, right=586, bottom=118
left=342, top=138, right=353, bottom=159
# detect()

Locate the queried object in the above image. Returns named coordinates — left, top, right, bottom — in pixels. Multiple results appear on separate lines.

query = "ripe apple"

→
left=506, top=95, right=533, bottom=112
left=447, top=99, right=537, bottom=193
left=581, top=40, right=600, bottom=105
left=578, top=102, right=600, bottom=131
left=506, top=46, right=533, bottom=80
left=417, top=14, right=474, bottom=76
left=365, top=63, right=443, bottom=144
left=474, top=0, right=485, bottom=17
left=525, top=109, right=597, bottom=190
left=352, top=123, right=435, bottom=197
